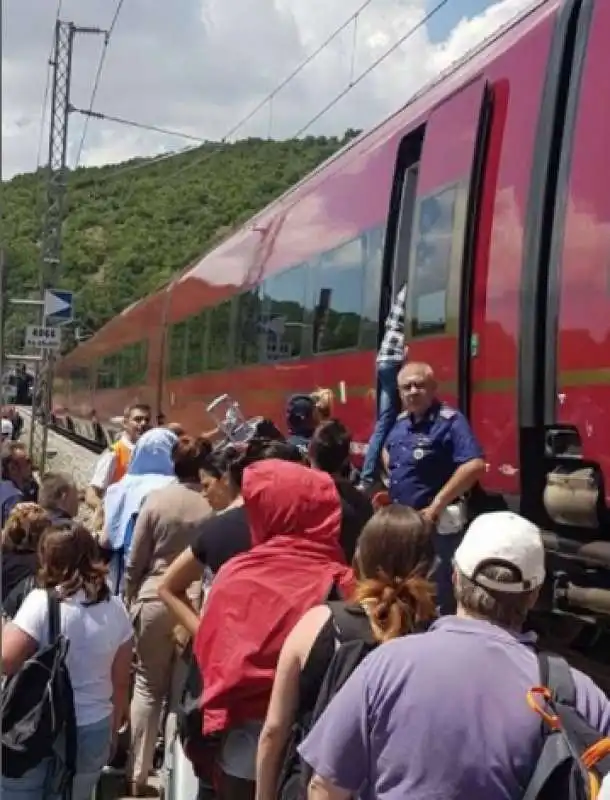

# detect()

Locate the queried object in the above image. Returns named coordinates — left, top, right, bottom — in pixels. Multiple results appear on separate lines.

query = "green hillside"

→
left=3, top=131, right=360, bottom=352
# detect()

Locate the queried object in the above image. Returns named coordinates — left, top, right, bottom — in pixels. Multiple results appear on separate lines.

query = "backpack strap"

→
left=327, top=601, right=375, bottom=644
left=522, top=732, right=574, bottom=800
left=47, top=589, right=61, bottom=644
left=538, top=652, right=577, bottom=706
left=46, top=590, right=78, bottom=799
left=521, top=653, right=580, bottom=800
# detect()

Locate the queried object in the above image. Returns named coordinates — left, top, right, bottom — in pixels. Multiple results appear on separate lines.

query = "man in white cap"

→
left=299, top=511, right=610, bottom=800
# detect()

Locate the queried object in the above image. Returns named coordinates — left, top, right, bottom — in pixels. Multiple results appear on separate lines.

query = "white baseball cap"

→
left=454, top=511, right=545, bottom=594
left=1, top=418, right=13, bottom=437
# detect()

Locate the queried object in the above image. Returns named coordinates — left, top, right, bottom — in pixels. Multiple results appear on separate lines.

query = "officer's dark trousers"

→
left=433, top=530, right=462, bottom=615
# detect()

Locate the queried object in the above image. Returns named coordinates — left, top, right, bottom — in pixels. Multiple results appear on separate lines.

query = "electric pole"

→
left=28, top=19, right=105, bottom=472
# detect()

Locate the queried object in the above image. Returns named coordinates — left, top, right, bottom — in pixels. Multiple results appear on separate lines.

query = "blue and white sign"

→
left=44, top=288, right=74, bottom=325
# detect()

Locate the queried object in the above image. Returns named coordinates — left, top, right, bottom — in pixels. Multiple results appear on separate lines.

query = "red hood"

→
left=243, top=459, right=342, bottom=548
left=194, top=460, right=354, bottom=735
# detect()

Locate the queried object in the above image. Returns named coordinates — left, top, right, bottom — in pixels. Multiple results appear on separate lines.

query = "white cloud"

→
left=2, top=0, right=535, bottom=179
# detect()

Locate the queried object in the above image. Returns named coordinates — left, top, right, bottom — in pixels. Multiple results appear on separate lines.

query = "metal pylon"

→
left=29, top=20, right=74, bottom=473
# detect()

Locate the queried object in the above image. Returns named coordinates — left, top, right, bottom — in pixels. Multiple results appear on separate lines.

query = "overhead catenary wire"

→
left=70, top=106, right=209, bottom=144
left=79, top=0, right=453, bottom=257
left=77, top=0, right=381, bottom=187
left=166, top=0, right=451, bottom=182
left=291, top=0, right=450, bottom=139
left=74, top=0, right=125, bottom=168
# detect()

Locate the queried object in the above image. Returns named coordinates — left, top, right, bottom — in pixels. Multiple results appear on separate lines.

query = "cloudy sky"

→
left=3, top=0, right=536, bottom=180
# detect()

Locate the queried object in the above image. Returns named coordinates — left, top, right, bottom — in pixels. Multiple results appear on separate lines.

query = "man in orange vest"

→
left=85, top=403, right=152, bottom=526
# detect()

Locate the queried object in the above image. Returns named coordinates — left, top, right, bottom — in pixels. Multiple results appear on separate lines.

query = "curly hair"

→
left=37, top=522, right=110, bottom=604
left=1, top=502, right=51, bottom=553
left=353, top=505, right=437, bottom=642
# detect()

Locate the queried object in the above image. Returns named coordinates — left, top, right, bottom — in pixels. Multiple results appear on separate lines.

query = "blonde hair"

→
left=311, top=388, right=333, bottom=422
left=353, top=505, right=437, bottom=642
left=1, top=502, right=51, bottom=553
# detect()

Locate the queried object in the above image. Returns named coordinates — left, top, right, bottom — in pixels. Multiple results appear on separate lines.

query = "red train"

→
left=55, top=0, right=610, bottom=675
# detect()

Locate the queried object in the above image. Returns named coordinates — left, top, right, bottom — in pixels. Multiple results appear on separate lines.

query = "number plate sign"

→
left=25, top=325, right=61, bottom=350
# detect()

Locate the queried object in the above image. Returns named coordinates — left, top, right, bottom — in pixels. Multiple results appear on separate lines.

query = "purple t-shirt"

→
left=298, top=616, right=610, bottom=800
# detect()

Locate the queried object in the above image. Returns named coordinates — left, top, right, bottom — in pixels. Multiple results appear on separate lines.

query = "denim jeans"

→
left=433, top=531, right=462, bottom=616
left=360, top=360, right=401, bottom=486
left=2, top=715, right=112, bottom=800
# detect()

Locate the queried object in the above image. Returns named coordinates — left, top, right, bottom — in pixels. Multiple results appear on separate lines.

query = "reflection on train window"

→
left=236, top=288, right=264, bottom=366
left=360, top=226, right=385, bottom=350
left=70, top=367, right=90, bottom=392
left=261, top=264, right=307, bottom=361
left=207, top=301, right=233, bottom=370
left=185, top=311, right=208, bottom=375
left=97, top=355, right=117, bottom=390
left=168, top=321, right=187, bottom=379
left=313, top=236, right=364, bottom=353
left=120, top=341, right=148, bottom=387
left=409, top=186, right=457, bottom=335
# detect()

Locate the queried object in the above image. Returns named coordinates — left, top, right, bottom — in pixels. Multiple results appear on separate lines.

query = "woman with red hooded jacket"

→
left=194, top=458, right=354, bottom=800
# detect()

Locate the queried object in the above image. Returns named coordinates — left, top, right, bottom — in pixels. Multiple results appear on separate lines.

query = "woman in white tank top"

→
left=2, top=521, right=133, bottom=800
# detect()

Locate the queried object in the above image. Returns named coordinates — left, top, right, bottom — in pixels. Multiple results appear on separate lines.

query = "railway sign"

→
left=44, top=288, right=74, bottom=325
left=25, top=325, right=61, bottom=351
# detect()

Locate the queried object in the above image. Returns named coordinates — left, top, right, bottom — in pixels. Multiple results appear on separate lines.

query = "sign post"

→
left=6, top=291, right=73, bottom=473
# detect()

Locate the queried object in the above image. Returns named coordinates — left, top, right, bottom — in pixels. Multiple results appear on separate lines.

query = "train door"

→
left=400, top=78, right=491, bottom=406
left=544, top=0, right=610, bottom=525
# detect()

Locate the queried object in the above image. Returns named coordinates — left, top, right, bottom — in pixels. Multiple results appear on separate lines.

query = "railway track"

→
left=48, top=421, right=106, bottom=454
left=17, top=407, right=106, bottom=455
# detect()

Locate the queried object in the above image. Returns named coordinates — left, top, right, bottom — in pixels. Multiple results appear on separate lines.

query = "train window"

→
left=312, top=236, right=364, bottom=353
left=260, top=264, right=307, bottom=362
left=168, top=321, right=188, bottom=379
left=360, top=226, right=386, bottom=350
left=185, top=311, right=208, bottom=375
left=207, top=301, right=233, bottom=371
left=408, top=185, right=458, bottom=336
left=235, top=287, right=264, bottom=366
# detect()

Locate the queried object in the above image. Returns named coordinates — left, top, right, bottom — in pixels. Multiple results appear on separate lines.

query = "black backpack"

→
left=1, top=590, right=77, bottom=795
left=278, top=602, right=378, bottom=800
left=523, top=652, right=610, bottom=799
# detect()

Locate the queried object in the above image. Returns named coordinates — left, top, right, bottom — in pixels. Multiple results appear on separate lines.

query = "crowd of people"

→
left=2, top=361, right=610, bottom=800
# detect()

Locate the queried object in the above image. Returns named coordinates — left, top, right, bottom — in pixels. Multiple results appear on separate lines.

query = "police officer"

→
left=382, top=361, right=485, bottom=614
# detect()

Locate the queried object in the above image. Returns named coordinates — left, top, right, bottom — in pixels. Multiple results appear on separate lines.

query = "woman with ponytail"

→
left=256, top=505, right=437, bottom=800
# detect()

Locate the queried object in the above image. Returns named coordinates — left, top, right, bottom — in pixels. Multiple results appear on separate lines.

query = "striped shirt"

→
left=377, top=284, right=407, bottom=364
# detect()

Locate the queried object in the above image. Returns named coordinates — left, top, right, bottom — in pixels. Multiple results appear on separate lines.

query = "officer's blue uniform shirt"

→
left=384, top=401, right=483, bottom=510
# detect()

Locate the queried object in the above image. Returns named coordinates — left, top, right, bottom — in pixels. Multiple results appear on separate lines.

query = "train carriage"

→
left=54, top=0, right=610, bottom=684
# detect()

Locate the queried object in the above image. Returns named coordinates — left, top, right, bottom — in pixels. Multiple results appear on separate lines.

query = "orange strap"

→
left=527, top=687, right=610, bottom=797
left=110, top=440, right=131, bottom=485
